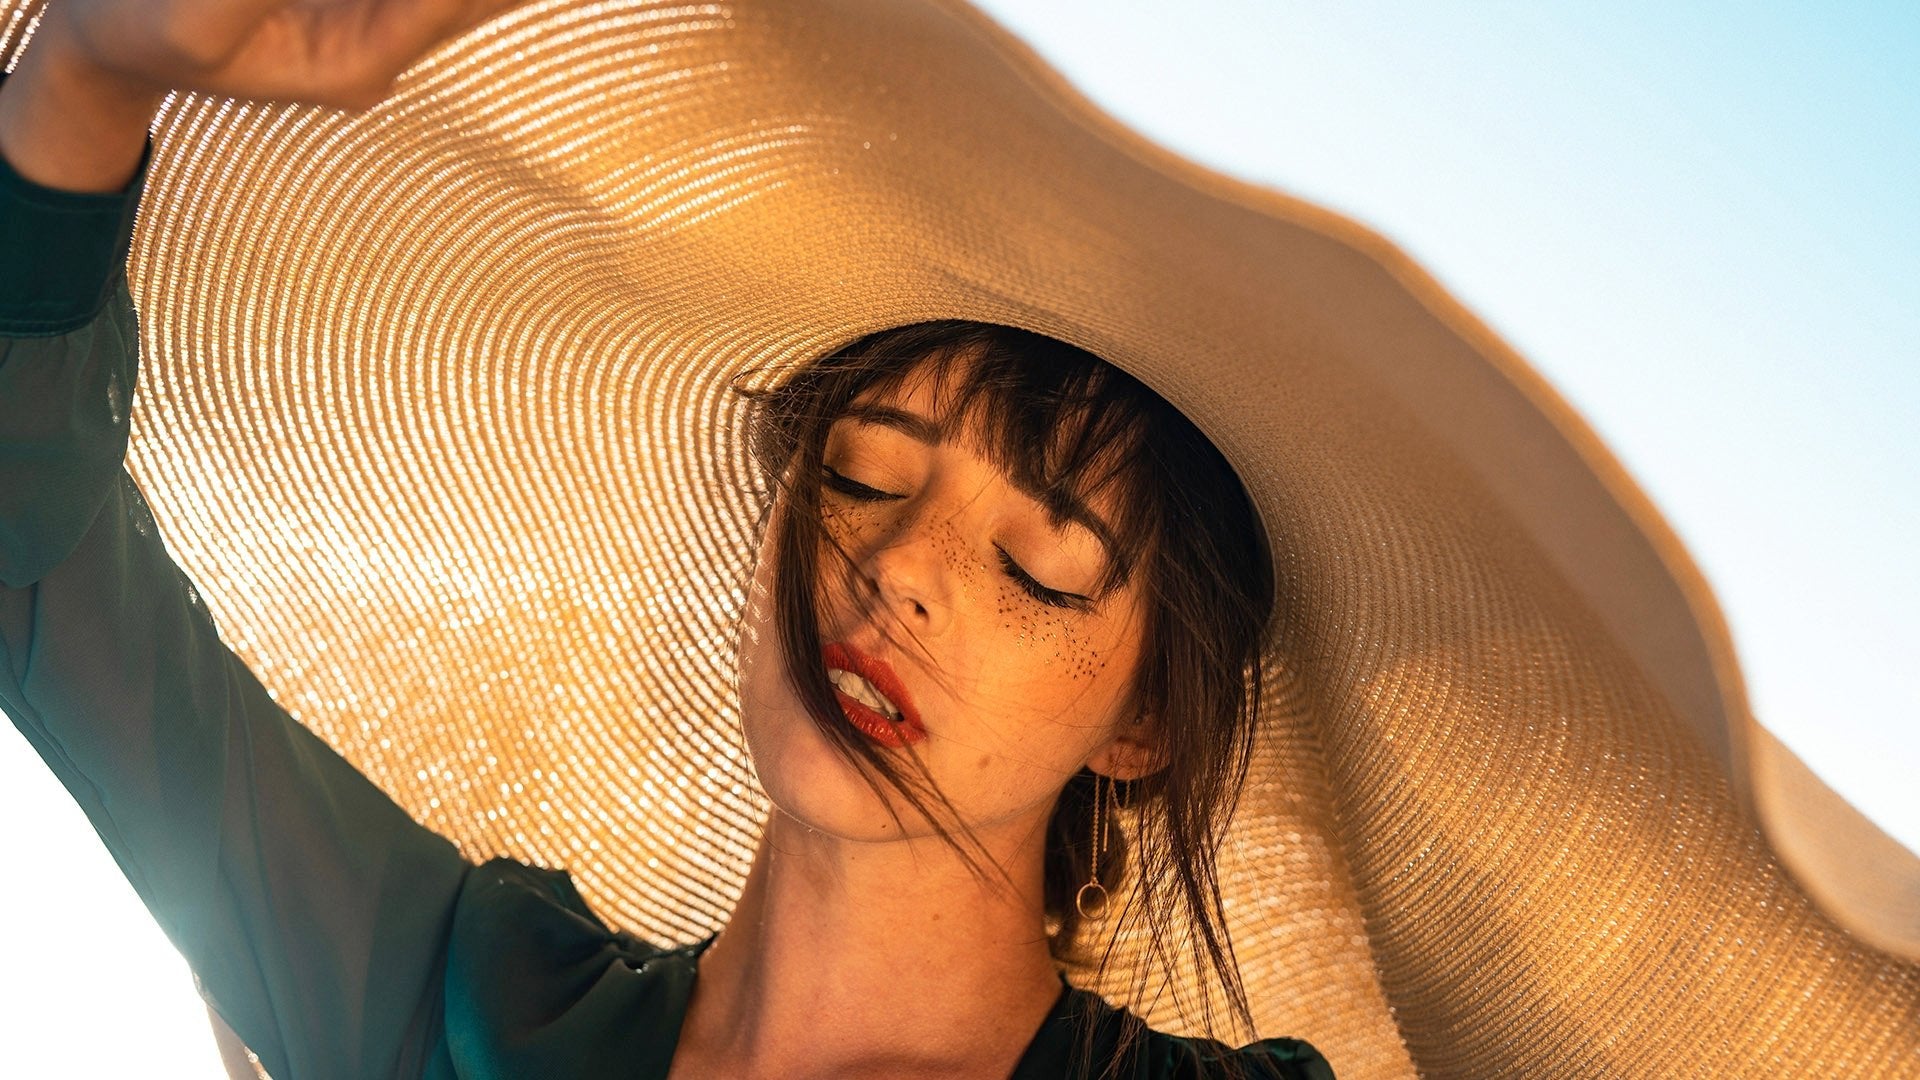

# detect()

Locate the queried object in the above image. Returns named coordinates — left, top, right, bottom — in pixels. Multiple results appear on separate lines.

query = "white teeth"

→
left=828, top=668, right=902, bottom=720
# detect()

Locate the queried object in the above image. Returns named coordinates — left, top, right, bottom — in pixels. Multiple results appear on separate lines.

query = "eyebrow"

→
left=838, top=403, right=1126, bottom=579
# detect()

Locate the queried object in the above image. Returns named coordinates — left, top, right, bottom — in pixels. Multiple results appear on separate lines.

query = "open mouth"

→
left=821, top=641, right=927, bottom=747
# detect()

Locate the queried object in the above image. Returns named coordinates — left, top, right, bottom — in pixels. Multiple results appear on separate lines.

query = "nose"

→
left=858, top=506, right=956, bottom=638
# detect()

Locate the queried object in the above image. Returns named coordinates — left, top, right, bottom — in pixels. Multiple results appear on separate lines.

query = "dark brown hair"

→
left=736, top=321, right=1275, bottom=1060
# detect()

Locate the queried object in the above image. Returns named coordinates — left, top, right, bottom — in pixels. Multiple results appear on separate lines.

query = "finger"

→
left=147, top=0, right=316, bottom=68
left=307, top=0, right=533, bottom=105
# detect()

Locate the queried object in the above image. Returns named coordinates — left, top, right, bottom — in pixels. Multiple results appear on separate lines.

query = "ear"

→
left=1086, top=715, right=1165, bottom=781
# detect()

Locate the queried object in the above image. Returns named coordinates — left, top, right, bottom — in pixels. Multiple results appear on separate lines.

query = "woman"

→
left=693, top=320, right=1296, bottom=1077
left=0, top=1, right=1326, bottom=1077
left=5, top=1, right=1918, bottom=1078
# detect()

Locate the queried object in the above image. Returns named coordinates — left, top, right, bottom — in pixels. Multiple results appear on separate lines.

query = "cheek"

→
left=817, top=500, right=880, bottom=593
left=820, top=496, right=890, bottom=547
left=991, top=583, right=1122, bottom=694
left=734, top=519, right=916, bottom=837
left=962, top=595, right=1141, bottom=785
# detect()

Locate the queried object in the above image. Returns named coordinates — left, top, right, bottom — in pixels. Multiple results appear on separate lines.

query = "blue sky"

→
left=967, top=0, right=1919, bottom=851
left=2, top=3, right=1914, bottom=1075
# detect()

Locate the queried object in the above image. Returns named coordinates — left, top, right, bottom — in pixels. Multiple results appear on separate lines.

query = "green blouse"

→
left=0, top=81, right=1334, bottom=1079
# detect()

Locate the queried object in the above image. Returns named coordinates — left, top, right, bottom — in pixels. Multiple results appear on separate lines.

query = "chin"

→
left=739, top=671, right=916, bottom=843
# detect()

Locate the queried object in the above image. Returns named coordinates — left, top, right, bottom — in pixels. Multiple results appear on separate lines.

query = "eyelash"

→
left=995, top=546, right=1092, bottom=612
left=820, top=465, right=1092, bottom=612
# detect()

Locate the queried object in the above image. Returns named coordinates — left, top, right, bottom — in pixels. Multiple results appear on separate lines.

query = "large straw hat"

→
left=7, top=0, right=1916, bottom=1075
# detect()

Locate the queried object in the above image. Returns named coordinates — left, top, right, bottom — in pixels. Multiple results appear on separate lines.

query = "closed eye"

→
left=822, top=464, right=903, bottom=502
left=997, top=546, right=1093, bottom=612
left=824, top=463, right=1092, bottom=613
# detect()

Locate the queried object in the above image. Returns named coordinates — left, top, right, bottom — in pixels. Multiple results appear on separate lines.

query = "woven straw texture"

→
left=6, top=1, right=1917, bottom=1076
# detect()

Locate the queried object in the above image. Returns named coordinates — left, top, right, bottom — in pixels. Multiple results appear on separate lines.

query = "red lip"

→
left=821, top=641, right=928, bottom=748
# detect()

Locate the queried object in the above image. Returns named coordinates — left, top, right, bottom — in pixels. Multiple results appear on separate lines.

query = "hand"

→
left=0, top=0, right=527, bottom=192
left=41, top=0, right=530, bottom=111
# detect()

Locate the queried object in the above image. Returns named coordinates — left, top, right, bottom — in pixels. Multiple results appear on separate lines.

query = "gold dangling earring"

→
left=1075, top=773, right=1111, bottom=922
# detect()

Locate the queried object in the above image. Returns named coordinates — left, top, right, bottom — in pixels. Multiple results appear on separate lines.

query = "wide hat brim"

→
left=13, top=0, right=1916, bottom=1074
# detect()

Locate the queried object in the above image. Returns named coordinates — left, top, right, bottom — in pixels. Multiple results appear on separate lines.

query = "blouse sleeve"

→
left=0, top=77, right=471, bottom=1080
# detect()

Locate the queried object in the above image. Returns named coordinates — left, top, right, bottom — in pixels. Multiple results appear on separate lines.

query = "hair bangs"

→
left=832, top=334, right=1167, bottom=600
left=734, top=319, right=1274, bottom=1054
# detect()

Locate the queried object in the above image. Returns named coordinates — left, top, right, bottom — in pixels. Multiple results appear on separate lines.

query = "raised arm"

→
left=0, top=5, right=525, bottom=1075
left=0, top=0, right=526, bottom=192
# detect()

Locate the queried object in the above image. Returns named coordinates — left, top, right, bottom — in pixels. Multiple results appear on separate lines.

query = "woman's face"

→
left=736, top=359, right=1157, bottom=846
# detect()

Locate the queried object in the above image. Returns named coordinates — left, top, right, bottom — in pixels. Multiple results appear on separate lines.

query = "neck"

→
left=680, top=807, right=1066, bottom=1077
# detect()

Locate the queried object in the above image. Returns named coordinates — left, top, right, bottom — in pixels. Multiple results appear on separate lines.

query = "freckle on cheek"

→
left=975, top=754, right=991, bottom=771
left=939, top=520, right=986, bottom=604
